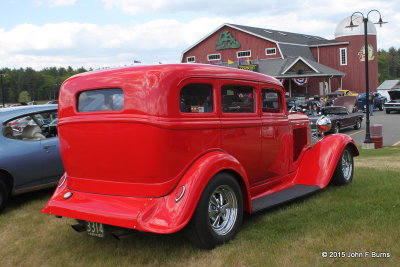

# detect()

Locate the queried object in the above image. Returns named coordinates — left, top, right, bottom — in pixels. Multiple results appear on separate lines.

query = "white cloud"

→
left=35, top=0, right=77, bottom=7
left=49, top=0, right=77, bottom=7
left=101, top=0, right=303, bottom=15
left=0, top=18, right=229, bottom=68
left=100, top=0, right=395, bottom=19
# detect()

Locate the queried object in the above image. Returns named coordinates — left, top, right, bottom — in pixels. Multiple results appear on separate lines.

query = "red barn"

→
left=181, top=16, right=379, bottom=97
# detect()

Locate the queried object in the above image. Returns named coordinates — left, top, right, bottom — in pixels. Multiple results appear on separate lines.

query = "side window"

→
left=39, top=111, right=58, bottom=138
left=180, top=83, right=213, bottom=113
left=221, top=85, right=254, bottom=113
left=262, top=88, right=281, bottom=113
left=3, top=111, right=58, bottom=140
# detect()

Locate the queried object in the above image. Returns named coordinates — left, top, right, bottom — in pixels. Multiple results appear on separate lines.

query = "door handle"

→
left=43, top=145, right=56, bottom=149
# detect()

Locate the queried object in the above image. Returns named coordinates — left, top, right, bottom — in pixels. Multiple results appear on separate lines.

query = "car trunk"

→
left=59, top=120, right=181, bottom=197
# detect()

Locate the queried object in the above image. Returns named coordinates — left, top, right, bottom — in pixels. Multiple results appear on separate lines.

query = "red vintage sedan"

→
left=42, top=64, right=358, bottom=249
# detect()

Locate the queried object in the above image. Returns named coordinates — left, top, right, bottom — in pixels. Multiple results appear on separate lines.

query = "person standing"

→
left=369, top=93, right=375, bottom=116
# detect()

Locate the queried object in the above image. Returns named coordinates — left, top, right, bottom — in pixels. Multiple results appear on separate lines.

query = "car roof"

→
left=69, top=64, right=280, bottom=84
left=0, top=104, right=58, bottom=123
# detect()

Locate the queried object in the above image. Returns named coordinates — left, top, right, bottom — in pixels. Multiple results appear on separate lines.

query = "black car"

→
left=309, top=96, right=364, bottom=134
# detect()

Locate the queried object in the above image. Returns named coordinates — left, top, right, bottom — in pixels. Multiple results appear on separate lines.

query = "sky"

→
left=0, top=0, right=399, bottom=70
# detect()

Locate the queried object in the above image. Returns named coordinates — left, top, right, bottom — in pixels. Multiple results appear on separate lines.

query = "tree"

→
left=377, top=47, right=400, bottom=83
left=378, top=49, right=390, bottom=83
left=19, top=91, right=31, bottom=103
left=0, top=66, right=89, bottom=103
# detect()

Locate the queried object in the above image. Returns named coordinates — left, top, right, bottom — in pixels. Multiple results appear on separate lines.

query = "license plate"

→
left=86, top=221, right=105, bottom=238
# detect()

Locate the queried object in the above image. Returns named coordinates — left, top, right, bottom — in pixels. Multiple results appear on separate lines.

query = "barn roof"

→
left=227, top=23, right=328, bottom=45
left=219, top=56, right=344, bottom=78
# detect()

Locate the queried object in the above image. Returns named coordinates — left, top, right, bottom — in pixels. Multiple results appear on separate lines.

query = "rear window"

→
left=78, top=89, right=123, bottom=112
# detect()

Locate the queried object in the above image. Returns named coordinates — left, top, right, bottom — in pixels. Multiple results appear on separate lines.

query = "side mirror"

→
left=316, top=116, right=332, bottom=133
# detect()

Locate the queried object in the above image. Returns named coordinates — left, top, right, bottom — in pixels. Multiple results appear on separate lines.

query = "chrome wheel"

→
left=185, top=173, right=243, bottom=249
left=208, top=185, right=238, bottom=236
left=333, top=123, right=340, bottom=134
left=355, top=119, right=361, bottom=130
left=341, top=149, right=353, bottom=181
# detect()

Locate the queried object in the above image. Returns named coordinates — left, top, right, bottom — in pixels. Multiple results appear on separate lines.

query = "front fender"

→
left=293, top=134, right=359, bottom=188
left=137, top=150, right=251, bottom=234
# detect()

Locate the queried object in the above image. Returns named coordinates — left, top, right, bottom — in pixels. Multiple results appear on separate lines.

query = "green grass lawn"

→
left=0, top=148, right=399, bottom=267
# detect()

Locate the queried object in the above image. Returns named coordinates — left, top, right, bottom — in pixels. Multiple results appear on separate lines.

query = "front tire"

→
left=0, top=179, right=10, bottom=213
left=354, top=119, right=361, bottom=130
left=331, top=147, right=354, bottom=185
left=185, top=173, right=243, bottom=249
left=331, top=123, right=340, bottom=134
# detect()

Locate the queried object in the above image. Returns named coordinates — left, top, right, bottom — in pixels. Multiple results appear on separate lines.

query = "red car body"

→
left=42, top=64, right=358, bottom=248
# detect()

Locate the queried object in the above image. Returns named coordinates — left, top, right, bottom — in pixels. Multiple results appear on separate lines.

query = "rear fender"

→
left=293, top=134, right=359, bottom=188
left=137, top=150, right=251, bottom=234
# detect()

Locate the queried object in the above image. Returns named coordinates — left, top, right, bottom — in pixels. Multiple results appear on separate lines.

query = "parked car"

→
left=335, top=89, right=359, bottom=97
left=384, top=89, right=400, bottom=114
left=310, top=96, right=364, bottom=134
left=0, top=105, right=64, bottom=212
left=41, top=118, right=58, bottom=137
left=325, top=92, right=343, bottom=106
left=357, top=92, right=387, bottom=111
left=42, top=64, right=359, bottom=249
left=286, top=97, right=306, bottom=112
left=7, top=116, right=32, bottom=131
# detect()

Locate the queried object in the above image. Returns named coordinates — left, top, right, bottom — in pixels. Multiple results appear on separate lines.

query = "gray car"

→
left=0, top=105, right=64, bottom=212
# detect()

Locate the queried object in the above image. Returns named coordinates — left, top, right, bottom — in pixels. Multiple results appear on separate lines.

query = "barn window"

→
left=340, top=48, right=347, bottom=66
left=207, top=54, right=221, bottom=61
left=266, top=48, right=276, bottom=55
left=187, top=56, right=195, bottom=63
left=237, top=50, right=251, bottom=58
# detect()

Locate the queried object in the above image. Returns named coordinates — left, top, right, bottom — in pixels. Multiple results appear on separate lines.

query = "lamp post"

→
left=0, top=70, right=5, bottom=108
left=346, top=10, right=387, bottom=146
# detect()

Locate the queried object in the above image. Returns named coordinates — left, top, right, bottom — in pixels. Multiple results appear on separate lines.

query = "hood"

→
left=388, top=90, right=400, bottom=100
left=333, top=95, right=357, bottom=113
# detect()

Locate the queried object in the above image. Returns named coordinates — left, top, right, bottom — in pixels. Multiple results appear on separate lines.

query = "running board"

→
left=252, top=184, right=320, bottom=213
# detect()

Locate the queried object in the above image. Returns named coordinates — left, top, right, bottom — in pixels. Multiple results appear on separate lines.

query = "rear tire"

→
left=0, top=179, right=10, bottom=213
left=386, top=110, right=390, bottom=114
left=185, top=173, right=243, bottom=249
left=331, top=147, right=354, bottom=186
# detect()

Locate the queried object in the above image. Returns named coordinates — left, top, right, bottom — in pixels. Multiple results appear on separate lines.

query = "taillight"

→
left=175, top=186, right=186, bottom=202
left=58, top=173, right=67, bottom=188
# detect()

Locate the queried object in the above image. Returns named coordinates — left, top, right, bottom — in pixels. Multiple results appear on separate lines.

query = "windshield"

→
left=321, top=107, right=347, bottom=115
